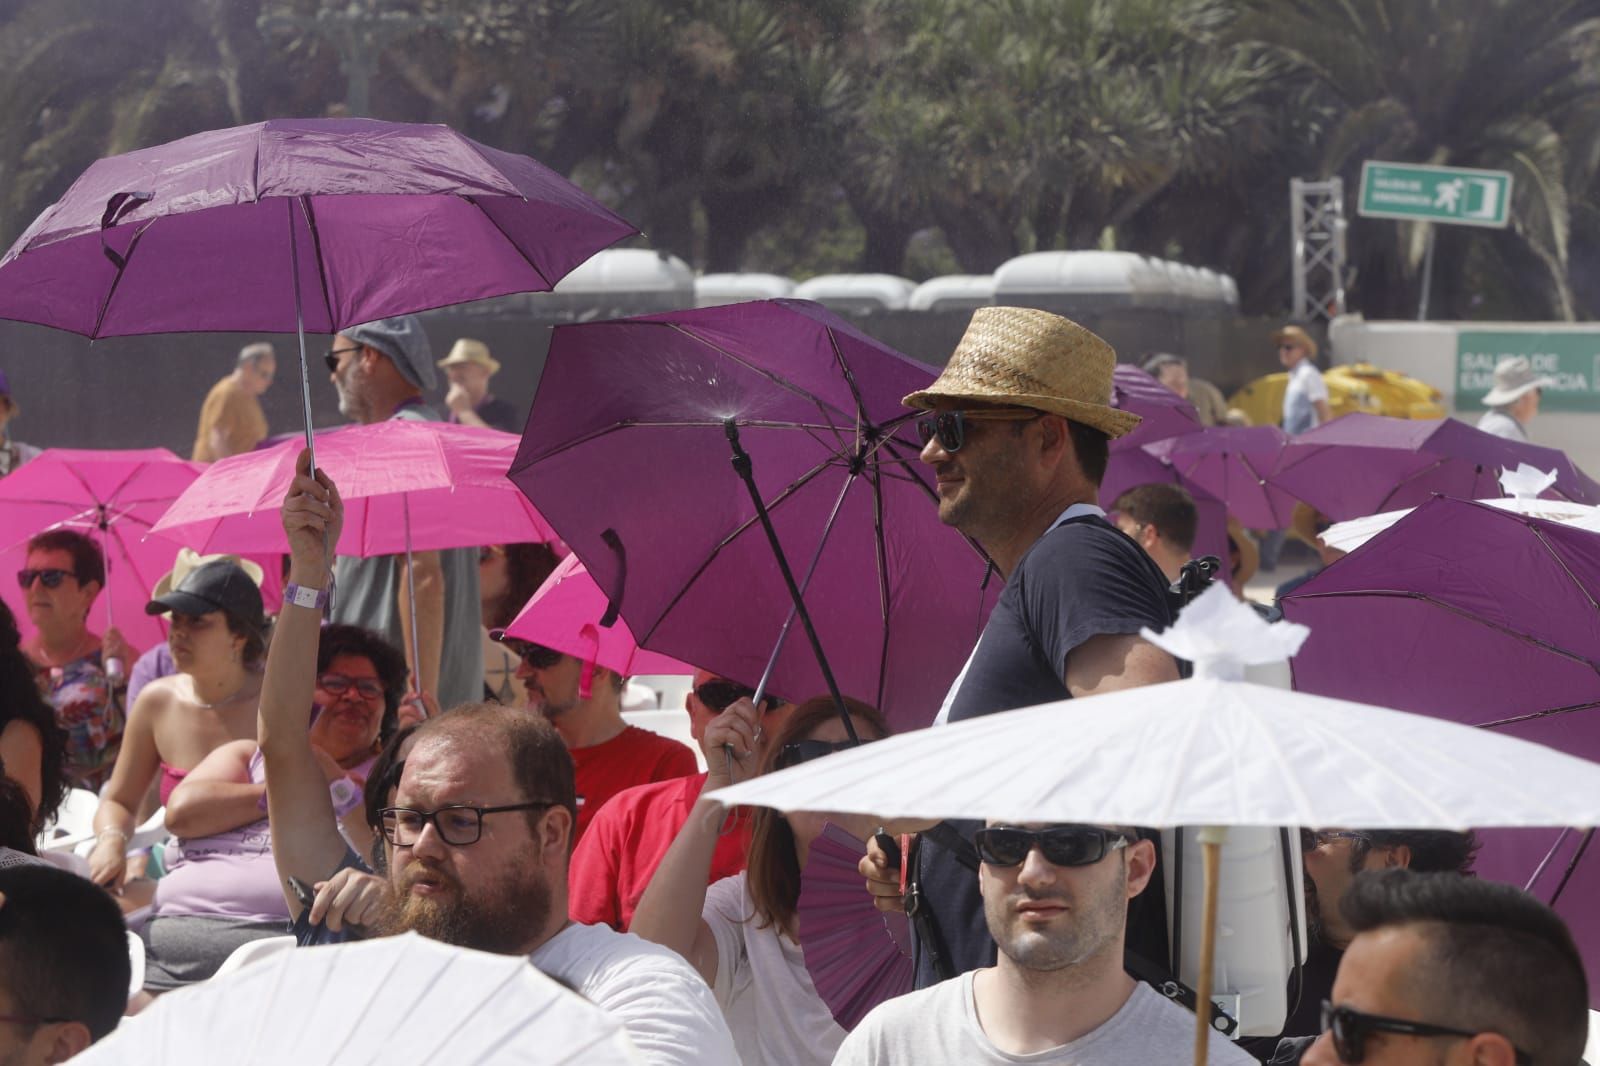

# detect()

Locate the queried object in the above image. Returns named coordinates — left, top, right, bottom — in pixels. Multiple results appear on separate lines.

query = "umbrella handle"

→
left=1192, top=826, right=1227, bottom=1066
left=402, top=497, right=423, bottom=698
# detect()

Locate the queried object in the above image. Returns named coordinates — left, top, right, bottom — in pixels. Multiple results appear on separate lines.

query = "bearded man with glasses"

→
left=839, top=821, right=1255, bottom=1065
left=862, top=307, right=1179, bottom=991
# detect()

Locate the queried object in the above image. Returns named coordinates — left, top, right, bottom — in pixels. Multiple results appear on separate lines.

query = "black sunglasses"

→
left=16, top=568, right=73, bottom=590
left=1320, top=1002, right=1531, bottom=1066
left=505, top=640, right=564, bottom=670
left=775, top=738, right=857, bottom=769
left=694, top=680, right=780, bottom=714
left=973, top=825, right=1130, bottom=868
left=324, top=345, right=362, bottom=373
left=913, top=408, right=1042, bottom=453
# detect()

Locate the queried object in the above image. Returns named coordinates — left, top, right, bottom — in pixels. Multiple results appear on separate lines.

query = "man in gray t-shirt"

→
left=325, top=316, right=482, bottom=710
left=836, top=821, right=1254, bottom=1065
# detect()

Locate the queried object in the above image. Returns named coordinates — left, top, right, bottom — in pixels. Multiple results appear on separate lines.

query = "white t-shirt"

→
left=833, top=971, right=1257, bottom=1065
left=1281, top=359, right=1329, bottom=435
left=703, top=872, right=846, bottom=1066
left=531, top=921, right=740, bottom=1066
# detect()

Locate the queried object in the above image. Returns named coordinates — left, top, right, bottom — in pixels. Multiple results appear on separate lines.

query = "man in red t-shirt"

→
left=501, top=639, right=697, bottom=840
left=569, top=671, right=791, bottom=929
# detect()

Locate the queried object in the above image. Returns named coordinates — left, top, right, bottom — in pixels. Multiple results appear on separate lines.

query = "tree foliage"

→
left=2, top=0, right=1599, bottom=319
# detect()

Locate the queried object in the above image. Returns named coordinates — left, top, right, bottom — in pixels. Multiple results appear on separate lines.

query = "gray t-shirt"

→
left=329, top=403, right=483, bottom=710
left=833, top=973, right=1256, bottom=1066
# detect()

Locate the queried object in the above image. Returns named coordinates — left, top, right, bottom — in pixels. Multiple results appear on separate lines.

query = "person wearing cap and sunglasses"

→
left=569, top=671, right=788, bottom=931
left=633, top=694, right=889, bottom=1066
left=323, top=315, right=483, bottom=714
left=1296, top=869, right=1588, bottom=1066
left=839, top=820, right=1254, bottom=1065
left=862, top=307, right=1178, bottom=991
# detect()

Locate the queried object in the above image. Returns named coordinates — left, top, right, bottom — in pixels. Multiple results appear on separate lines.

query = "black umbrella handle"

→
left=722, top=419, right=859, bottom=745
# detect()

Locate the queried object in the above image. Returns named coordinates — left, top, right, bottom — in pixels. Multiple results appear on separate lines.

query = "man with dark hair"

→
left=0, top=864, right=131, bottom=1063
left=1254, top=829, right=1482, bottom=1057
left=1113, top=483, right=1199, bottom=583
left=864, top=307, right=1178, bottom=989
left=1303, top=869, right=1589, bottom=1066
left=839, top=821, right=1253, bottom=1065
left=325, top=315, right=482, bottom=711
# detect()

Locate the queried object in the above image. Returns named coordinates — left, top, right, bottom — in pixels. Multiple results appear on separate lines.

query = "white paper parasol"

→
left=73, top=933, right=642, bottom=1065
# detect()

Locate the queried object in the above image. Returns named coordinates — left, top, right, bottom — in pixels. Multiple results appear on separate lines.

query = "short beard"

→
left=382, top=859, right=552, bottom=957
left=335, top=370, right=372, bottom=423
left=992, top=859, right=1128, bottom=973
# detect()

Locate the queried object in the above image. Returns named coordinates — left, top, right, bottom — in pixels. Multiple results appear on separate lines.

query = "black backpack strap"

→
left=1126, top=950, right=1240, bottom=1037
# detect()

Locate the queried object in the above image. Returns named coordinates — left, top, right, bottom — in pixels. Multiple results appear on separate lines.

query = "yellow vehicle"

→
left=1226, top=363, right=1445, bottom=426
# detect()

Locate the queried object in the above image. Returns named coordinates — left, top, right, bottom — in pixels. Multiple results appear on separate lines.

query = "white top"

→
left=1281, top=360, right=1328, bottom=435
left=1476, top=407, right=1529, bottom=441
left=834, top=972, right=1257, bottom=1065
left=702, top=872, right=845, bottom=1066
left=531, top=922, right=740, bottom=1066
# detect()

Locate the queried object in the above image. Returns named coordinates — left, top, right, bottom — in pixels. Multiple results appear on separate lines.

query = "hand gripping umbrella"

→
left=152, top=421, right=558, bottom=685
left=508, top=299, right=995, bottom=737
left=72, top=933, right=642, bottom=1065
left=712, top=585, right=1600, bottom=1063
left=1269, top=413, right=1600, bottom=521
left=0, top=117, right=637, bottom=471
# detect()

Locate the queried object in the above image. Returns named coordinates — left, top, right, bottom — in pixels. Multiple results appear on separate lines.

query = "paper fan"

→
left=73, top=933, right=641, bottom=1065
left=797, top=823, right=913, bottom=1031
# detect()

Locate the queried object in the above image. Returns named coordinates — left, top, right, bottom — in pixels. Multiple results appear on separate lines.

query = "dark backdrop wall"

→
left=0, top=305, right=1298, bottom=455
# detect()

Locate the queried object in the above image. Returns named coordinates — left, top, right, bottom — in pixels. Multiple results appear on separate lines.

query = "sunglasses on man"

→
left=973, top=825, right=1130, bottom=868
left=502, top=639, right=564, bottom=670
left=913, top=408, right=1042, bottom=454
left=16, top=568, right=74, bottom=590
left=1319, top=1002, right=1531, bottom=1065
left=694, top=680, right=781, bottom=714
left=324, top=345, right=362, bottom=374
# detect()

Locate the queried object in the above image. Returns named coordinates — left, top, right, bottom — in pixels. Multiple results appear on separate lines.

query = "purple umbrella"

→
left=1282, top=495, right=1600, bottom=1001
left=1111, top=364, right=1201, bottom=450
left=0, top=117, right=636, bottom=464
left=1142, top=426, right=1296, bottom=531
left=508, top=299, right=994, bottom=733
left=1270, top=413, right=1600, bottom=521
left=1099, top=448, right=1232, bottom=566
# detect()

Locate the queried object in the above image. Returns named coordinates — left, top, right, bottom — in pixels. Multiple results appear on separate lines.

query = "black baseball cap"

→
left=145, top=559, right=265, bottom=631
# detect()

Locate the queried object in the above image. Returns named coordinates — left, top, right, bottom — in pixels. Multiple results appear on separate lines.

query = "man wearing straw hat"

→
left=438, top=338, right=521, bottom=433
left=865, top=307, right=1179, bottom=990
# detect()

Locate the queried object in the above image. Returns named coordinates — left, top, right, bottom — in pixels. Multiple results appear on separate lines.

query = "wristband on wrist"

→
left=96, top=827, right=129, bottom=844
left=284, top=582, right=329, bottom=611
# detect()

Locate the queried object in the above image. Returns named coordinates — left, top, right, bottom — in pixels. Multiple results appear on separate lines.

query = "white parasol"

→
left=712, top=584, right=1600, bottom=1064
left=72, top=932, right=642, bottom=1065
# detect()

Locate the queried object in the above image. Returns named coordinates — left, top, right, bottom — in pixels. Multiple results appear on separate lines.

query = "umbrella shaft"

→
left=403, top=497, right=423, bottom=695
left=287, top=197, right=318, bottom=474
left=1193, top=833, right=1224, bottom=1066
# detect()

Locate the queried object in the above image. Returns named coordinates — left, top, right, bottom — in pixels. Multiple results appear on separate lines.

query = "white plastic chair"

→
left=126, top=931, right=146, bottom=1005
left=34, top=787, right=99, bottom=852
left=211, top=935, right=295, bottom=980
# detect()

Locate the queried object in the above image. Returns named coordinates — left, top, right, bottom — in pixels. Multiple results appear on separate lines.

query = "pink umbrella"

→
left=0, top=448, right=281, bottom=654
left=497, top=555, right=691, bottom=693
left=153, top=421, right=556, bottom=556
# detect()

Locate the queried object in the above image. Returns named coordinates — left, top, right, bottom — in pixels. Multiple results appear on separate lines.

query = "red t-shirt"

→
left=570, top=725, right=698, bottom=840
left=568, top=772, right=752, bottom=930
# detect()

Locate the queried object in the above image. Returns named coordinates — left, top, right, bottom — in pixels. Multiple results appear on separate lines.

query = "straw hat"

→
left=902, top=307, right=1141, bottom=438
left=1481, top=356, right=1556, bottom=407
left=1272, top=324, right=1318, bottom=359
left=152, top=548, right=264, bottom=601
left=436, top=338, right=501, bottom=375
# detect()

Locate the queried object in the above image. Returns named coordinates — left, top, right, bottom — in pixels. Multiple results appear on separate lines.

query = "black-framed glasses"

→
left=913, top=408, right=1042, bottom=453
left=317, top=672, right=386, bottom=701
left=16, top=568, right=74, bottom=590
left=775, top=738, right=857, bottom=769
left=380, top=801, right=560, bottom=847
left=324, top=345, right=362, bottom=373
left=1320, top=1002, right=1531, bottom=1066
left=974, top=825, right=1130, bottom=868
left=694, top=680, right=781, bottom=714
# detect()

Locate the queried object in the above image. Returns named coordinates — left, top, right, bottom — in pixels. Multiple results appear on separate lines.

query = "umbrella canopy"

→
left=711, top=586, right=1600, bottom=829
left=509, top=299, right=993, bottom=730
left=1111, top=364, right=1201, bottom=450
left=498, top=554, right=690, bottom=678
left=0, top=118, right=637, bottom=337
left=153, top=421, right=556, bottom=557
left=1321, top=495, right=1600, bottom=554
left=1100, top=446, right=1232, bottom=565
left=71, top=932, right=642, bottom=1065
left=1269, top=413, right=1600, bottom=521
left=0, top=447, right=279, bottom=652
left=1142, top=426, right=1296, bottom=531
left=1282, top=496, right=1600, bottom=751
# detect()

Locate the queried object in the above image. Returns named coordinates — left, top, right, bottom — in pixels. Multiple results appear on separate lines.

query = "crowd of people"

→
left=0, top=304, right=1591, bottom=1066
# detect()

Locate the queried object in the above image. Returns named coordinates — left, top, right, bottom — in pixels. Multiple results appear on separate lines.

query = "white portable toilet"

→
left=908, top=274, right=996, bottom=312
left=531, top=248, right=695, bottom=317
left=992, top=251, right=1179, bottom=314
left=694, top=272, right=796, bottom=308
left=792, top=273, right=916, bottom=313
